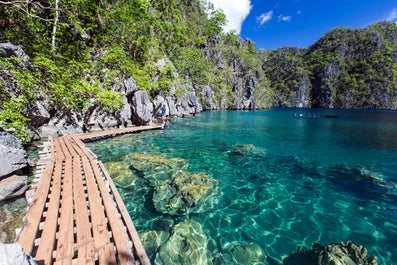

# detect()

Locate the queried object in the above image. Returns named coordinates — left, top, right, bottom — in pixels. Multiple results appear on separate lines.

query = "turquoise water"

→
left=87, top=109, right=397, bottom=264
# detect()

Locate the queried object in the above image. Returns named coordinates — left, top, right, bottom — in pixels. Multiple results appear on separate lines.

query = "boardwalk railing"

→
left=17, top=125, right=161, bottom=265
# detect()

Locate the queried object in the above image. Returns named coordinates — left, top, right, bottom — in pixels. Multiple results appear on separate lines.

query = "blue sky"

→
left=207, top=0, right=397, bottom=50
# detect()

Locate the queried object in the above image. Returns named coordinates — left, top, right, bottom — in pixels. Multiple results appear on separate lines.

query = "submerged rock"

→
left=140, top=230, right=170, bottom=258
left=227, top=144, right=266, bottom=157
left=217, top=242, right=266, bottom=265
left=153, top=171, right=219, bottom=215
left=124, top=152, right=188, bottom=186
left=327, top=165, right=395, bottom=202
left=103, top=161, right=137, bottom=189
left=283, top=241, right=377, bottom=265
left=155, top=220, right=212, bottom=265
left=0, top=198, right=27, bottom=243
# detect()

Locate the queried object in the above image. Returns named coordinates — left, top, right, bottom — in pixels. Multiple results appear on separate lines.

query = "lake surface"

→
left=86, top=109, right=397, bottom=264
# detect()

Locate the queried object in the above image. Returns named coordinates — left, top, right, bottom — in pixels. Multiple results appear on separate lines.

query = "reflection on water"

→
left=87, top=109, right=397, bottom=264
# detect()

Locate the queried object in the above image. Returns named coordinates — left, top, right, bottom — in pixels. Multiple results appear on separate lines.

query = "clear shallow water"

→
left=87, top=109, right=397, bottom=264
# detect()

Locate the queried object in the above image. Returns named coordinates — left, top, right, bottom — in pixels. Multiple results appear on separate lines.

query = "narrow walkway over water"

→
left=17, top=125, right=161, bottom=265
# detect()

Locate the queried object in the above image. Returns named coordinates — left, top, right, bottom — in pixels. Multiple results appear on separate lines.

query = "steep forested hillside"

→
left=1, top=0, right=396, bottom=143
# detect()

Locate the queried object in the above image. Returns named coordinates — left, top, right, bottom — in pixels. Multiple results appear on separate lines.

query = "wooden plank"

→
left=19, top=127, right=157, bottom=265
left=64, top=136, right=79, bottom=157
left=99, top=162, right=151, bottom=265
left=72, top=155, right=96, bottom=265
left=53, top=135, right=65, bottom=160
left=34, top=157, right=63, bottom=264
left=87, top=157, right=135, bottom=265
left=54, top=139, right=74, bottom=263
left=81, top=156, right=116, bottom=265
left=69, top=136, right=96, bottom=161
left=17, top=138, right=56, bottom=255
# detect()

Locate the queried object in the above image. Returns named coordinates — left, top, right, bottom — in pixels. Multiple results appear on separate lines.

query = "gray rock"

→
left=84, top=106, right=120, bottom=131
left=0, top=42, right=29, bottom=64
left=27, top=100, right=51, bottom=127
left=119, top=96, right=133, bottom=127
left=131, top=90, right=153, bottom=125
left=41, top=111, right=84, bottom=137
left=0, top=175, right=28, bottom=202
left=0, top=132, right=28, bottom=178
left=177, top=91, right=203, bottom=116
left=0, top=243, right=37, bottom=265
left=122, top=76, right=138, bottom=95
left=199, top=85, right=217, bottom=110
left=153, top=96, right=168, bottom=119
left=165, top=96, right=178, bottom=117
left=283, top=241, right=377, bottom=265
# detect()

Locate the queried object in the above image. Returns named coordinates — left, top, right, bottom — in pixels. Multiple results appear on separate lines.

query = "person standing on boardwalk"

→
left=161, top=104, right=166, bottom=120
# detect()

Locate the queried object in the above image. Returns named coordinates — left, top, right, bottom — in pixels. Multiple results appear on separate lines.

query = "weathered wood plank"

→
left=88, top=158, right=135, bottom=265
left=72, top=154, right=96, bottom=264
left=81, top=156, right=116, bottom=264
left=99, top=162, right=151, bottom=265
left=17, top=138, right=56, bottom=255
left=34, top=158, right=63, bottom=264
left=54, top=137, right=74, bottom=264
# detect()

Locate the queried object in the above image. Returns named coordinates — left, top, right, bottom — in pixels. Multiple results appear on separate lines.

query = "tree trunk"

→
left=51, top=0, right=60, bottom=54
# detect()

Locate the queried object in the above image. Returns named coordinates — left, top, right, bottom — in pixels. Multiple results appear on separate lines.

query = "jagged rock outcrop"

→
left=40, top=110, right=84, bottom=137
left=283, top=241, right=377, bottom=265
left=130, top=90, right=153, bottom=125
left=27, top=100, right=51, bottom=129
left=113, top=76, right=138, bottom=127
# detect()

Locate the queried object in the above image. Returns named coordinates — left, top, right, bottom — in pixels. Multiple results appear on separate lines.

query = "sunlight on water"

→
left=86, top=109, right=397, bottom=264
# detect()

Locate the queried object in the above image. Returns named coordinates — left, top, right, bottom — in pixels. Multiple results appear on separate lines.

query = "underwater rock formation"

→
left=124, top=152, right=188, bottom=186
left=153, top=171, right=219, bottom=215
left=227, top=144, right=266, bottom=157
left=103, top=161, right=137, bottom=189
left=0, top=198, right=26, bottom=243
left=140, top=230, right=170, bottom=258
left=327, top=165, right=395, bottom=203
left=216, top=242, right=266, bottom=265
left=283, top=241, right=377, bottom=265
left=155, top=220, right=212, bottom=265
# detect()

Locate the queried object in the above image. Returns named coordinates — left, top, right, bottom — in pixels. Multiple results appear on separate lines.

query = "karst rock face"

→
left=3, top=21, right=397, bottom=139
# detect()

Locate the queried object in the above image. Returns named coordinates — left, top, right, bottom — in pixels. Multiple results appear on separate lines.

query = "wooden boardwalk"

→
left=17, top=125, right=161, bottom=265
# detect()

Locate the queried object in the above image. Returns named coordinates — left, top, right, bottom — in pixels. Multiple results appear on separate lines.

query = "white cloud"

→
left=206, top=0, right=252, bottom=34
left=257, top=11, right=274, bottom=26
left=387, top=8, right=397, bottom=22
left=278, top=15, right=292, bottom=22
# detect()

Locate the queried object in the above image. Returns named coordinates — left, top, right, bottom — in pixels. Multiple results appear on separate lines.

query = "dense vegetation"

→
left=1, top=0, right=397, bottom=143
